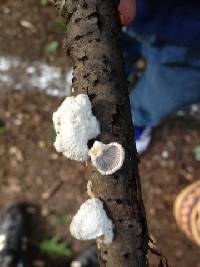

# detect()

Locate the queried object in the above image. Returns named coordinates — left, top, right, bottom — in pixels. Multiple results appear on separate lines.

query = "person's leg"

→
left=130, top=43, right=200, bottom=127
left=122, top=29, right=142, bottom=78
left=0, top=204, right=28, bottom=267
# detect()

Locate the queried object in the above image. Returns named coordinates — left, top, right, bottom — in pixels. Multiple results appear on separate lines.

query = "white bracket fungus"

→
left=70, top=198, right=114, bottom=244
left=53, top=94, right=100, bottom=161
left=88, top=141, right=125, bottom=175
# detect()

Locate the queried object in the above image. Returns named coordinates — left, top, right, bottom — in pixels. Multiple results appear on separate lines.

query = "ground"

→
left=0, top=1, right=200, bottom=267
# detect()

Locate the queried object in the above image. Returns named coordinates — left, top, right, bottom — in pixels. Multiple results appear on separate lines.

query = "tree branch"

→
left=51, top=0, right=149, bottom=266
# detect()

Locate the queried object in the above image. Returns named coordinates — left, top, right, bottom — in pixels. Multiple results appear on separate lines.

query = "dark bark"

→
left=51, top=0, right=149, bottom=266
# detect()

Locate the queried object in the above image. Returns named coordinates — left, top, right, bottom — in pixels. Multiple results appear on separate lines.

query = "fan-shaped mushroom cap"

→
left=88, top=141, right=125, bottom=175
left=53, top=94, right=100, bottom=161
left=70, top=198, right=113, bottom=244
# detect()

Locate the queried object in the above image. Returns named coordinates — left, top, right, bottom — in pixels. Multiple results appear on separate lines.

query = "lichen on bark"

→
left=51, top=0, right=149, bottom=266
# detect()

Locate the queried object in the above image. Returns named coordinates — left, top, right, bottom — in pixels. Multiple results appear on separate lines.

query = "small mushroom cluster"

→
left=53, top=93, right=125, bottom=175
left=53, top=93, right=126, bottom=244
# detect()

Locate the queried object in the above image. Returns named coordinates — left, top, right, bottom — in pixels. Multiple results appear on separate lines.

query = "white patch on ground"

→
left=0, top=57, right=12, bottom=71
left=0, top=234, right=6, bottom=252
left=0, top=54, right=72, bottom=97
left=0, top=57, right=18, bottom=71
left=176, top=104, right=200, bottom=120
left=0, top=73, right=13, bottom=84
left=0, top=54, right=199, bottom=120
left=17, top=261, right=24, bottom=267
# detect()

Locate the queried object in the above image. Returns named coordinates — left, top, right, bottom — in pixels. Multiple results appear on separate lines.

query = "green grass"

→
left=193, top=146, right=200, bottom=161
left=55, top=18, right=66, bottom=30
left=45, top=41, right=59, bottom=56
left=41, top=0, right=48, bottom=6
left=39, top=237, right=71, bottom=258
left=49, top=127, right=56, bottom=143
left=0, top=126, right=6, bottom=139
left=49, top=212, right=73, bottom=226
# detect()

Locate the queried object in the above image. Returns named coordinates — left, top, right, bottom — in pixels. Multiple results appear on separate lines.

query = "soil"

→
left=0, top=1, right=200, bottom=267
left=0, top=0, right=67, bottom=66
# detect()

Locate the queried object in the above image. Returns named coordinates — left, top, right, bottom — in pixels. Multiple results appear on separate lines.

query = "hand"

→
left=118, top=0, right=136, bottom=26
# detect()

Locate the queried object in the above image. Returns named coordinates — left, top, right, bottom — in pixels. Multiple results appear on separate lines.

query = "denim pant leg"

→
left=130, top=43, right=200, bottom=127
left=122, top=30, right=141, bottom=77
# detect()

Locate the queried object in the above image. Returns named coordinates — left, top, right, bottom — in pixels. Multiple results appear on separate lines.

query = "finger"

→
left=118, top=0, right=136, bottom=26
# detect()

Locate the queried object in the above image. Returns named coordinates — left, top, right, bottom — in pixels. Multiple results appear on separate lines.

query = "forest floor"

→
left=0, top=1, right=200, bottom=267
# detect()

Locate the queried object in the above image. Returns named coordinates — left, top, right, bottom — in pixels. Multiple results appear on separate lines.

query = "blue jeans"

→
left=123, top=30, right=200, bottom=127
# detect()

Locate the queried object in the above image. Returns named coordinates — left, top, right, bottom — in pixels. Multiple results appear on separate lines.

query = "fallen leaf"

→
left=45, top=41, right=59, bottom=56
left=193, top=146, right=200, bottom=161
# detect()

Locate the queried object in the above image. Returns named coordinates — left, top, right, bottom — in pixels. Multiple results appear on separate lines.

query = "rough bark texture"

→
left=51, top=1, right=149, bottom=266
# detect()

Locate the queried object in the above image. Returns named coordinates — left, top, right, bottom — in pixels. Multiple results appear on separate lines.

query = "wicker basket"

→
left=174, top=180, right=200, bottom=246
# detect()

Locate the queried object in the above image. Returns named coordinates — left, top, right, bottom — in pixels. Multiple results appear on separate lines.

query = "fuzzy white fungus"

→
left=53, top=94, right=100, bottom=161
left=88, top=141, right=125, bottom=175
left=70, top=198, right=114, bottom=244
